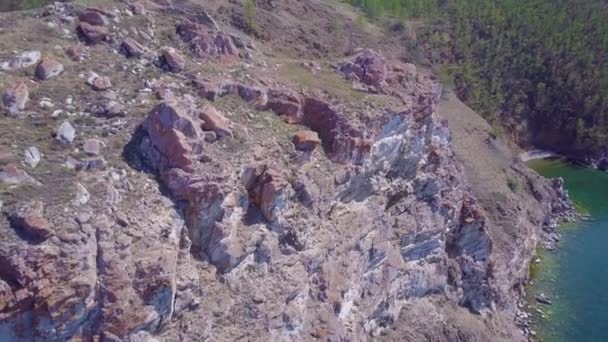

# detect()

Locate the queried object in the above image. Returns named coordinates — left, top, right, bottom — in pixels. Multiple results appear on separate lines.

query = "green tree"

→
left=244, top=0, right=257, bottom=33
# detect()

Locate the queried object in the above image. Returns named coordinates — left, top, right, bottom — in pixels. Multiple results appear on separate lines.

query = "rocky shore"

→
left=0, top=1, right=575, bottom=341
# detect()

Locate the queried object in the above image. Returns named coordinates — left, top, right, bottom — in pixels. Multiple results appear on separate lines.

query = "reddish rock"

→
left=78, top=22, right=109, bottom=44
left=11, top=201, right=51, bottom=241
left=121, top=38, right=146, bottom=58
left=35, top=58, right=64, bottom=80
left=266, top=89, right=303, bottom=123
left=161, top=47, right=185, bottom=72
left=78, top=10, right=109, bottom=26
left=245, top=167, right=292, bottom=222
left=0, top=164, right=38, bottom=185
left=2, top=82, right=29, bottom=116
left=65, top=44, right=87, bottom=61
left=340, top=49, right=387, bottom=88
left=176, top=21, right=238, bottom=60
left=141, top=101, right=202, bottom=171
left=332, top=135, right=372, bottom=165
left=293, top=131, right=321, bottom=151
left=88, top=75, right=112, bottom=91
left=199, top=103, right=231, bottom=138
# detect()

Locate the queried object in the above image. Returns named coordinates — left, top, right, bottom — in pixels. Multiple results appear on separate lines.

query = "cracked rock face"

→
left=126, top=58, right=500, bottom=339
left=0, top=1, right=572, bottom=341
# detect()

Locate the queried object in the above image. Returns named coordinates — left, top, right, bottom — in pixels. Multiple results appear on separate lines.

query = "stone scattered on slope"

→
left=161, top=47, right=185, bottom=72
left=293, top=130, right=321, bottom=151
left=83, top=139, right=104, bottom=156
left=199, top=103, right=231, bottom=137
left=78, top=22, right=109, bottom=44
left=10, top=201, right=51, bottom=241
left=78, top=10, right=109, bottom=26
left=122, top=38, right=146, bottom=58
left=2, top=82, right=29, bottom=116
left=0, top=164, right=39, bottom=185
left=35, top=58, right=64, bottom=80
left=24, top=146, right=41, bottom=168
left=131, top=1, right=146, bottom=15
left=87, top=72, right=112, bottom=91
left=195, top=10, right=220, bottom=30
left=339, top=49, right=387, bottom=88
left=57, top=121, right=76, bottom=144
left=65, top=44, right=87, bottom=61
left=75, top=182, right=90, bottom=205
left=0, top=50, right=41, bottom=71
left=94, top=100, right=126, bottom=117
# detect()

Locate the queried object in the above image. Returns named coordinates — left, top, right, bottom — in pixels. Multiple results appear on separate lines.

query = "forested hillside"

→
left=350, top=0, right=608, bottom=159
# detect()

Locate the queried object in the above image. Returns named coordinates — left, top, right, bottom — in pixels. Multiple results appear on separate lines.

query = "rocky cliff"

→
left=0, top=1, right=573, bottom=341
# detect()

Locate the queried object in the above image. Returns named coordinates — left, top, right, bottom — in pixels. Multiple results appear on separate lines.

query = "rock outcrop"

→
left=176, top=20, right=239, bottom=61
left=0, top=1, right=574, bottom=342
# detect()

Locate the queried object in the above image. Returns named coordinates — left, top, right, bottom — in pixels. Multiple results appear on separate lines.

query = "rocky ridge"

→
left=0, top=1, right=573, bottom=341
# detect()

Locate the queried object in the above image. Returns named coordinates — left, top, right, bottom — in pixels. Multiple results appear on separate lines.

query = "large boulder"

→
left=140, top=101, right=202, bottom=172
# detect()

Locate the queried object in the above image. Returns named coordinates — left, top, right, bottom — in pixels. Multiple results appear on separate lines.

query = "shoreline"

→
left=516, top=157, right=579, bottom=341
left=519, top=149, right=560, bottom=162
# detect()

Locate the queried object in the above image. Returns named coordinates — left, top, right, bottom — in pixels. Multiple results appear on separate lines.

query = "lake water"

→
left=527, top=158, right=608, bottom=341
left=0, top=0, right=58, bottom=12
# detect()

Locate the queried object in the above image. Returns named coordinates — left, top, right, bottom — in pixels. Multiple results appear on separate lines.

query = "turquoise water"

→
left=527, top=159, right=608, bottom=342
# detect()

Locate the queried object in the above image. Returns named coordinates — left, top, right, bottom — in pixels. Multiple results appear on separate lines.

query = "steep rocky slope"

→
left=0, top=1, right=573, bottom=341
